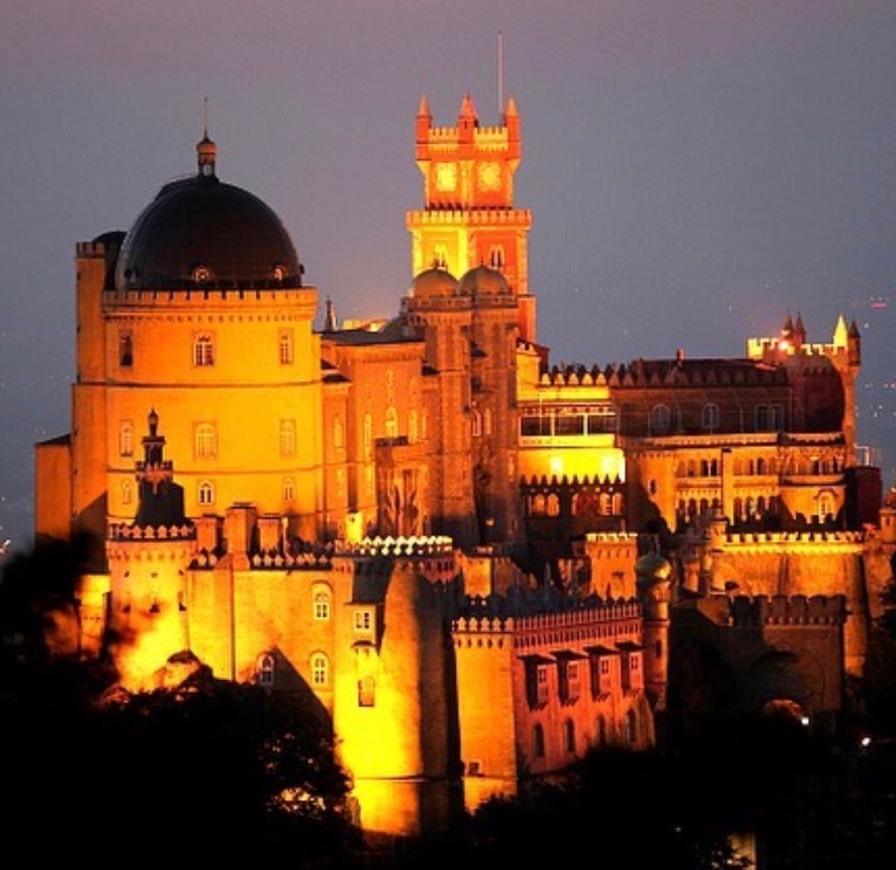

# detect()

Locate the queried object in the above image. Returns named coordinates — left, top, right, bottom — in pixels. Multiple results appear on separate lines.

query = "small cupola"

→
left=197, top=132, right=217, bottom=177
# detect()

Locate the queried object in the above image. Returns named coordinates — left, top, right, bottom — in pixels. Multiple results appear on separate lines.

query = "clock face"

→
left=435, top=163, right=457, bottom=191
left=477, top=162, right=501, bottom=191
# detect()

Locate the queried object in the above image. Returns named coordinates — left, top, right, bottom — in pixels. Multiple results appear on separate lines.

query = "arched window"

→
left=533, top=723, right=545, bottom=759
left=192, top=332, right=214, bottom=367
left=433, top=243, right=449, bottom=269
left=257, top=653, right=275, bottom=687
left=385, top=406, right=398, bottom=439
left=119, top=420, right=134, bottom=457
left=650, top=404, right=671, bottom=433
left=280, top=419, right=296, bottom=456
left=488, top=244, right=505, bottom=269
left=612, top=493, right=624, bottom=515
left=311, top=652, right=329, bottom=687
left=278, top=329, right=294, bottom=365
left=121, top=479, right=133, bottom=506
left=312, top=585, right=331, bottom=621
left=197, top=480, right=215, bottom=506
left=471, top=409, right=482, bottom=437
left=546, top=494, right=561, bottom=517
left=283, top=477, right=295, bottom=503
left=363, top=413, right=373, bottom=458
left=195, top=423, right=217, bottom=458
left=818, top=491, right=834, bottom=521
left=702, top=403, right=720, bottom=430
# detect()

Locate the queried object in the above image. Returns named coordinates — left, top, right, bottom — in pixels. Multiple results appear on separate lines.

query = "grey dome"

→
left=114, top=139, right=301, bottom=291
left=409, top=266, right=459, bottom=301
left=457, top=264, right=510, bottom=298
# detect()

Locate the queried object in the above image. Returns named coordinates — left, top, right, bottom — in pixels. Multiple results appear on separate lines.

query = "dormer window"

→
left=272, top=264, right=286, bottom=282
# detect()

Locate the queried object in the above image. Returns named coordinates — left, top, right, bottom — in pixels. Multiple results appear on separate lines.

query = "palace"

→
left=33, top=93, right=895, bottom=838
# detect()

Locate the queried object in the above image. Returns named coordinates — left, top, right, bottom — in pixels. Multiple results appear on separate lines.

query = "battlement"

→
left=520, top=473, right=624, bottom=488
left=746, top=337, right=847, bottom=360
left=425, top=124, right=510, bottom=143
left=109, top=522, right=194, bottom=541
left=453, top=592, right=641, bottom=634
left=103, top=286, right=317, bottom=309
left=76, top=241, right=109, bottom=258
left=583, top=531, right=640, bottom=544
left=406, top=208, right=532, bottom=226
left=335, top=534, right=455, bottom=557
left=532, top=360, right=791, bottom=390
left=728, top=593, right=847, bottom=626
left=721, top=529, right=865, bottom=548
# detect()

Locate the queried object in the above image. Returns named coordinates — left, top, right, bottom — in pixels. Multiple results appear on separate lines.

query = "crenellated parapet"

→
left=76, top=240, right=110, bottom=258
left=746, top=337, right=850, bottom=361
left=537, top=359, right=791, bottom=389
left=406, top=208, right=532, bottom=226
left=425, top=124, right=511, bottom=143
left=521, top=473, right=624, bottom=488
left=335, top=534, right=455, bottom=557
left=103, top=286, right=316, bottom=308
left=719, top=529, right=865, bottom=553
left=109, top=522, right=194, bottom=541
left=727, top=593, right=847, bottom=626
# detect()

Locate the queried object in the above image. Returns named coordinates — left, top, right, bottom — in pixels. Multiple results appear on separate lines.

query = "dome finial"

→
left=197, top=97, right=217, bottom=177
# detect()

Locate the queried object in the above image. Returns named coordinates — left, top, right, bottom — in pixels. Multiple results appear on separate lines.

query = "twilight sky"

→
left=1, top=0, right=894, bottom=552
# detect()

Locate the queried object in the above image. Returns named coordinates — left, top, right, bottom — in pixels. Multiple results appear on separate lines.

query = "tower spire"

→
left=497, top=31, right=505, bottom=117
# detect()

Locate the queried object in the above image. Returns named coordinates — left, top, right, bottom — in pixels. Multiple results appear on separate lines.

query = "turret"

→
left=415, top=94, right=432, bottom=156
left=458, top=92, right=478, bottom=142
left=504, top=95, right=521, bottom=163
left=793, top=312, right=806, bottom=347
left=848, top=318, right=861, bottom=367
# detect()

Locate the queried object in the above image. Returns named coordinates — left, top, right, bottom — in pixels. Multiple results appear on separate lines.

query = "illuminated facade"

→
left=33, top=95, right=895, bottom=838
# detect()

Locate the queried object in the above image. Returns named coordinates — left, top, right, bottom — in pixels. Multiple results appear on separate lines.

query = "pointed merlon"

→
left=833, top=313, right=849, bottom=347
left=506, top=94, right=518, bottom=117
left=417, top=94, right=431, bottom=118
left=459, top=92, right=478, bottom=119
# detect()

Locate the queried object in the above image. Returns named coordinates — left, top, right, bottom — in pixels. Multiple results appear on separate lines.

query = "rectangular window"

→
left=119, top=330, right=133, bottom=367
left=558, top=657, right=582, bottom=704
left=279, top=329, right=294, bottom=365
left=520, top=415, right=552, bottom=437
left=358, top=676, right=376, bottom=707
left=354, top=609, right=372, bottom=633
left=554, top=413, right=585, bottom=436
left=537, top=665, right=550, bottom=706
left=193, top=333, right=215, bottom=367
left=194, top=423, right=218, bottom=459
left=755, top=404, right=782, bottom=432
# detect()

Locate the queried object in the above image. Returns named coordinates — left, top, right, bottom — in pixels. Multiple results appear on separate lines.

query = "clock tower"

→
left=407, top=93, right=536, bottom=341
